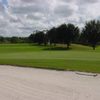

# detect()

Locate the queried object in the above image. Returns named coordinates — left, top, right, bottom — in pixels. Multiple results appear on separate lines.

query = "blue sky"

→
left=1, top=0, right=8, bottom=6
left=0, top=0, right=100, bottom=37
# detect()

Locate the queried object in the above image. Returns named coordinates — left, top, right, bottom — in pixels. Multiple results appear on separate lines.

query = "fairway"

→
left=0, top=44, right=100, bottom=73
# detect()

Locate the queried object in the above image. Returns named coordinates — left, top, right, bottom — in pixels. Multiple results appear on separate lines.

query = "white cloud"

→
left=0, top=2, right=4, bottom=12
left=78, top=0, right=99, bottom=4
left=54, top=4, right=74, bottom=17
left=0, top=0, right=100, bottom=36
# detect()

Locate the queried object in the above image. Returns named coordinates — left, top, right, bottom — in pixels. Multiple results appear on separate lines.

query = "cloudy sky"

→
left=0, top=0, right=100, bottom=36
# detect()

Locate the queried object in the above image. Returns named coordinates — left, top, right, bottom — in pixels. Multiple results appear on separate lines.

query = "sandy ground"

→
left=0, top=65, right=100, bottom=100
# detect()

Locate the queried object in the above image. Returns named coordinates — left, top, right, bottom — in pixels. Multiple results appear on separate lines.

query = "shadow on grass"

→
left=28, top=43, right=72, bottom=51
left=43, top=47, right=72, bottom=51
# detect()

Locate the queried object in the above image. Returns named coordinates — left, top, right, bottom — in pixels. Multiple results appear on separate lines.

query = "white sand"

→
left=0, top=65, right=100, bottom=100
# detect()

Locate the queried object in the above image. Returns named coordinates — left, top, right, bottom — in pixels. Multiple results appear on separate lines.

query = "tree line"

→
left=29, top=23, right=79, bottom=48
left=29, top=20, right=100, bottom=50
left=0, top=20, right=100, bottom=50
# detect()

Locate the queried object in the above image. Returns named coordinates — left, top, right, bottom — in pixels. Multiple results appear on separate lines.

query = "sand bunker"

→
left=0, top=65, right=100, bottom=100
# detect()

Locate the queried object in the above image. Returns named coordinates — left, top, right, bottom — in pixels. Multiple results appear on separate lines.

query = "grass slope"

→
left=0, top=43, right=100, bottom=73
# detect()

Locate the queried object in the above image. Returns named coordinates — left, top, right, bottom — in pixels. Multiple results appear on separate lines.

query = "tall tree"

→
left=65, top=24, right=80, bottom=48
left=56, top=23, right=79, bottom=48
left=47, top=27, right=57, bottom=46
left=57, top=24, right=67, bottom=44
left=28, top=34, right=35, bottom=43
left=34, top=31, right=45, bottom=45
left=81, top=20, right=100, bottom=50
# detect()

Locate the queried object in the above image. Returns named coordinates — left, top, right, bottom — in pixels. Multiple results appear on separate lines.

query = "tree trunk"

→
left=54, top=43, right=56, bottom=46
left=67, top=42, right=70, bottom=49
left=93, top=46, right=95, bottom=50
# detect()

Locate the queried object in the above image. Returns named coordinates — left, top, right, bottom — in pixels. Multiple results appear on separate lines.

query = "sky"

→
left=0, top=0, right=100, bottom=37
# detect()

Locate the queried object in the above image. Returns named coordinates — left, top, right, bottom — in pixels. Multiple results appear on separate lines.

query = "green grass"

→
left=0, top=43, right=100, bottom=73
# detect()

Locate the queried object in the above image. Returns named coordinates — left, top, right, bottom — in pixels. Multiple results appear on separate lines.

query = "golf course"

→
left=0, top=43, right=100, bottom=73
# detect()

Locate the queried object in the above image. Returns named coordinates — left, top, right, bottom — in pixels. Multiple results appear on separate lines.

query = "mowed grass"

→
left=0, top=43, right=100, bottom=73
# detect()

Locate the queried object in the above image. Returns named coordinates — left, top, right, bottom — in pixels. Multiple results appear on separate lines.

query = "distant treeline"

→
left=0, top=20, right=100, bottom=50
left=0, top=37, right=29, bottom=43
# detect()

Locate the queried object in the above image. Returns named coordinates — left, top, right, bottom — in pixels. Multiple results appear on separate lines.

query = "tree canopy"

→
left=81, top=20, right=100, bottom=50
